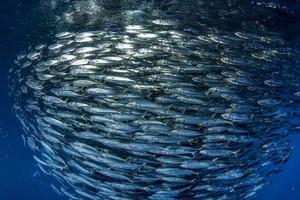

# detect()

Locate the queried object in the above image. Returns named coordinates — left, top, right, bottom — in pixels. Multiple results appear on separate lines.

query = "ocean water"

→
left=0, top=1, right=67, bottom=199
left=0, top=0, right=300, bottom=200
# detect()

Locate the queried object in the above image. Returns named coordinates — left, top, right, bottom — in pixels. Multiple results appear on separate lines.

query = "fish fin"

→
left=211, top=113, right=217, bottom=119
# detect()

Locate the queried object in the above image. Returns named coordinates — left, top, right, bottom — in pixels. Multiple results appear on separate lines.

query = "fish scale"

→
left=7, top=1, right=300, bottom=200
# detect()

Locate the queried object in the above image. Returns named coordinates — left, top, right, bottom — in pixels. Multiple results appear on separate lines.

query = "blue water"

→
left=0, top=1, right=300, bottom=200
left=0, top=1, right=66, bottom=199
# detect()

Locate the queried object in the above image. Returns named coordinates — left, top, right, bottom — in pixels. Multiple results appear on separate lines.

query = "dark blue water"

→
left=0, top=1, right=300, bottom=200
left=0, top=1, right=66, bottom=199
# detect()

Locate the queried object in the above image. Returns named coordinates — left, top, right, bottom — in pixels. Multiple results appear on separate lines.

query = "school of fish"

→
left=7, top=0, right=300, bottom=199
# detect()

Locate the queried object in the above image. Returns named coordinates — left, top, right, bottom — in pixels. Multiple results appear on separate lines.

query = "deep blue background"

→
left=0, top=1, right=299, bottom=200
left=0, top=1, right=67, bottom=199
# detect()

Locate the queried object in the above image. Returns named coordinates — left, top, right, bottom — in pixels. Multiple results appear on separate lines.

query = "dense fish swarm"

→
left=8, top=0, right=300, bottom=200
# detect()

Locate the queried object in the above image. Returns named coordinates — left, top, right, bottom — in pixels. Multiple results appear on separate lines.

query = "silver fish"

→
left=9, top=2, right=298, bottom=200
